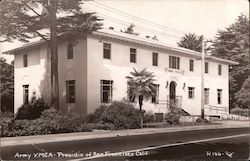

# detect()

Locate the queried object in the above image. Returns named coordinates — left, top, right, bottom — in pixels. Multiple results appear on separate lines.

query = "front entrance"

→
left=169, top=81, right=177, bottom=109
left=169, top=81, right=176, bottom=100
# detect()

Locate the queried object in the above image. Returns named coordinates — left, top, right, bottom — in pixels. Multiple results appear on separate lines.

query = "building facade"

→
left=5, top=29, right=238, bottom=116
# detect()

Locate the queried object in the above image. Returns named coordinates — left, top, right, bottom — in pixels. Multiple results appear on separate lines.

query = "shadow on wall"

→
left=39, top=43, right=52, bottom=107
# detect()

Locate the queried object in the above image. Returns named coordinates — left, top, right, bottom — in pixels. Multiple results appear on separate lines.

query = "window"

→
left=66, top=80, right=75, bottom=103
left=188, top=87, right=195, bottom=99
left=130, top=48, right=136, bottom=63
left=217, top=89, right=222, bottom=104
left=23, top=54, right=28, bottom=67
left=101, top=80, right=113, bottom=103
left=169, top=56, right=180, bottom=69
left=67, top=43, right=74, bottom=59
left=204, top=88, right=209, bottom=104
left=189, top=59, right=194, bottom=71
left=103, top=43, right=111, bottom=59
left=152, top=84, right=159, bottom=103
left=218, top=64, right=222, bottom=75
left=23, top=85, right=29, bottom=104
left=152, top=52, right=158, bottom=66
left=205, top=62, right=209, bottom=73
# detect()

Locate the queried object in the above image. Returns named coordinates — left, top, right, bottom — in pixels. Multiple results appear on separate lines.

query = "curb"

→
left=1, top=124, right=248, bottom=147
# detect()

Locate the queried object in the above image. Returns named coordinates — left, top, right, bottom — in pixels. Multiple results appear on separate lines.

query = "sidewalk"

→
left=1, top=120, right=249, bottom=147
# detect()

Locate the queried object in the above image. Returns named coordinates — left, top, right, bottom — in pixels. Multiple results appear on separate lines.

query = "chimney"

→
left=109, top=27, right=114, bottom=30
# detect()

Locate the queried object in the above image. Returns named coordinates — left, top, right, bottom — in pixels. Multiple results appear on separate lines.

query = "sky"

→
left=0, top=0, right=249, bottom=63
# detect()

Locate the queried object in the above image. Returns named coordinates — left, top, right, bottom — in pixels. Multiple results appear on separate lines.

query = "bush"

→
left=165, top=105, right=183, bottom=125
left=15, top=98, right=50, bottom=120
left=90, top=101, right=141, bottom=129
left=88, top=123, right=116, bottom=130
left=196, top=118, right=209, bottom=123
left=0, top=108, right=93, bottom=137
left=230, top=107, right=250, bottom=117
left=143, top=112, right=155, bottom=123
left=0, top=112, right=15, bottom=137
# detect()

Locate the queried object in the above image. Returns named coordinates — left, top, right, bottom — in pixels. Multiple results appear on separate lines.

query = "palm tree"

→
left=126, top=68, right=157, bottom=128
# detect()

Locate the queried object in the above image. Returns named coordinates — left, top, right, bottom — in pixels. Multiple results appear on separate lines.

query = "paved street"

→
left=1, top=127, right=249, bottom=160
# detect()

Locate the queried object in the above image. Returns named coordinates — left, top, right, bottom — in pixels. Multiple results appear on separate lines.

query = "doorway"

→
left=169, top=81, right=176, bottom=100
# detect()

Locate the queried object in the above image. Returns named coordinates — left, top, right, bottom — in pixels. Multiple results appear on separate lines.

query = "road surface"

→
left=1, top=127, right=249, bottom=160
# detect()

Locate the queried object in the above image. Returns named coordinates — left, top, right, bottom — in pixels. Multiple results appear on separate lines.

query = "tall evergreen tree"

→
left=0, top=0, right=103, bottom=110
left=0, top=58, right=14, bottom=113
left=210, top=14, right=249, bottom=110
left=121, top=23, right=139, bottom=36
left=177, top=33, right=204, bottom=52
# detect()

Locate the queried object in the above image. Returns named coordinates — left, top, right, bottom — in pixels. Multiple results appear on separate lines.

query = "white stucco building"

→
left=4, top=29, right=238, bottom=117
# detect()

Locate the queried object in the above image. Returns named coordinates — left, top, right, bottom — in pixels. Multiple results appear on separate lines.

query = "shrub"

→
left=91, top=101, right=141, bottom=129
left=0, top=112, right=15, bottom=137
left=165, top=104, right=183, bottom=125
left=230, top=107, right=250, bottom=117
left=143, top=112, right=155, bottom=123
left=88, top=123, right=116, bottom=130
left=15, top=98, right=50, bottom=120
left=196, top=118, right=209, bottom=123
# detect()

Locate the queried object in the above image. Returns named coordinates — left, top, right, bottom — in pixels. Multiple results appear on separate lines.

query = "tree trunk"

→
left=139, top=95, right=143, bottom=128
left=50, top=1, right=59, bottom=110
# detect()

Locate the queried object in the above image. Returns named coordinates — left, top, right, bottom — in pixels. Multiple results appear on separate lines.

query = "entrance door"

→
left=169, top=81, right=176, bottom=100
left=169, top=81, right=176, bottom=108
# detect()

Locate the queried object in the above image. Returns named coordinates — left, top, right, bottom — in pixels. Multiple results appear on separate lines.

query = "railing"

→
left=204, top=105, right=228, bottom=114
left=167, top=95, right=182, bottom=109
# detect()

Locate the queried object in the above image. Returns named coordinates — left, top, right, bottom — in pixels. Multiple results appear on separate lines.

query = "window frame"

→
left=188, top=87, right=195, bottom=99
left=23, top=54, right=28, bottom=67
left=103, top=43, right=111, bottom=59
left=218, top=64, right=222, bottom=75
left=66, top=80, right=76, bottom=103
left=217, top=89, right=222, bottom=104
left=100, top=80, right=113, bottom=103
left=130, top=48, right=137, bottom=63
left=151, top=84, right=159, bottom=103
left=152, top=52, right=158, bottom=66
left=205, top=62, right=209, bottom=73
left=23, top=85, right=29, bottom=104
left=169, top=56, right=180, bottom=69
left=189, top=59, right=194, bottom=71
left=67, top=43, right=74, bottom=59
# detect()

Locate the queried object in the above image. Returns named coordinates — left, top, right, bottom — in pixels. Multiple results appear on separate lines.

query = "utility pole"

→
left=201, top=39, right=205, bottom=119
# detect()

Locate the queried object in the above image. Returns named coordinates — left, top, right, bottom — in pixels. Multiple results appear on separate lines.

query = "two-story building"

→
left=4, top=29, right=238, bottom=117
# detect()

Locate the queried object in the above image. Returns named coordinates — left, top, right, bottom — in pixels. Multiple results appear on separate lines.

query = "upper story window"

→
left=66, top=80, right=75, bottom=103
left=169, top=56, right=180, bottom=69
left=67, top=43, right=74, bottom=59
left=152, top=84, right=159, bottom=103
left=130, top=48, right=136, bottom=63
left=217, top=89, right=222, bottom=104
left=23, top=85, right=29, bottom=104
left=152, top=52, right=158, bottom=66
left=103, top=43, right=111, bottom=59
left=23, top=54, right=28, bottom=67
left=189, top=59, right=194, bottom=71
left=101, top=80, right=113, bottom=103
left=205, top=62, right=209, bottom=73
left=218, top=64, right=222, bottom=75
left=188, top=87, right=195, bottom=99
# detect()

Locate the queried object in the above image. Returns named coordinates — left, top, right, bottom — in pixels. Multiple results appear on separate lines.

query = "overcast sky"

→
left=1, top=0, right=249, bottom=62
